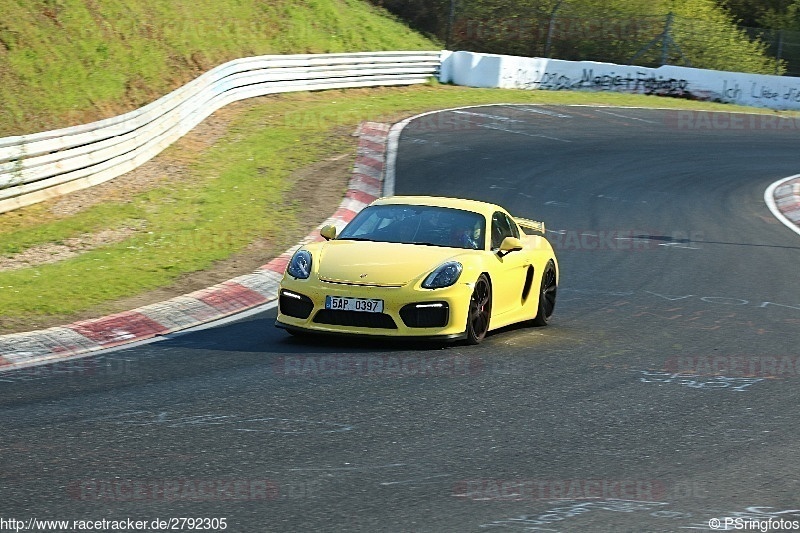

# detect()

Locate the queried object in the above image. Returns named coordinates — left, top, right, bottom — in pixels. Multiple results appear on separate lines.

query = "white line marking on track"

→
left=659, top=242, right=701, bottom=249
left=507, top=106, right=573, bottom=118
left=451, top=110, right=524, bottom=122
left=593, top=109, right=659, bottom=123
left=289, top=464, right=406, bottom=472
left=476, top=123, right=572, bottom=142
left=379, top=474, right=451, bottom=486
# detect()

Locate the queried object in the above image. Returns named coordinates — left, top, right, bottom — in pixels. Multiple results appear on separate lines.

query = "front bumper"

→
left=275, top=277, right=473, bottom=339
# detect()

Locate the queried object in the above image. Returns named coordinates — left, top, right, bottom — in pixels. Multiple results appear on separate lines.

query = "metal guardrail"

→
left=0, top=51, right=441, bottom=214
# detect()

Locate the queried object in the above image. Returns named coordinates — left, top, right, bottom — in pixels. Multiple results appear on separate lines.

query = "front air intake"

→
left=400, top=302, right=449, bottom=328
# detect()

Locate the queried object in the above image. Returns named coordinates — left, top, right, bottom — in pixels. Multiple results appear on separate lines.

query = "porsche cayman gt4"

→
left=275, top=196, right=558, bottom=344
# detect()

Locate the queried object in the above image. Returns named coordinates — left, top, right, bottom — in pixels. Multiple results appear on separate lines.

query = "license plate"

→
left=325, top=296, right=384, bottom=313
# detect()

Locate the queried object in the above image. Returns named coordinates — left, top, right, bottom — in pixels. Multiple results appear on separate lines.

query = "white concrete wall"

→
left=441, top=51, right=800, bottom=111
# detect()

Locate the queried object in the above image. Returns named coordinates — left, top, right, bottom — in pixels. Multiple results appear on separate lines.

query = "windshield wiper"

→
left=337, top=237, right=376, bottom=242
left=412, top=241, right=448, bottom=248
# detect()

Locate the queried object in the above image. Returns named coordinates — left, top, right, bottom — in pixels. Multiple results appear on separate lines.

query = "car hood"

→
left=316, top=240, right=463, bottom=286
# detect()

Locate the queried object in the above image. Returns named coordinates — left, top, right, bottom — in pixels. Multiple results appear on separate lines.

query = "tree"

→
left=758, top=0, right=800, bottom=29
left=669, top=0, right=781, bottom=73
left=717, top=0, right=794, bottom=27
left=368, top=0, right=782, bottom=74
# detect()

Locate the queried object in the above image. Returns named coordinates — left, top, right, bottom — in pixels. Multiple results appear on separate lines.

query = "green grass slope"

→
left=0, top=0, right=437, bottom=137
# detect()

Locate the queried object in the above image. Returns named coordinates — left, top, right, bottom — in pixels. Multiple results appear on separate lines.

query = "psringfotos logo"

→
left=69, top=479, right=279, bottom=502
left=452, top=479, right=666, bottom=502
left=273, top=355, right=483, bottom=378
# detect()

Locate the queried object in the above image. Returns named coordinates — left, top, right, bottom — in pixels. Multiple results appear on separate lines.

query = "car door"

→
left=489, top=211, right=530, bottom=318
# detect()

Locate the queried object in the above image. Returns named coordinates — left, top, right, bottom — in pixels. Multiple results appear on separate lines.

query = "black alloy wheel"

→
left=532, top=260, right=557, bottom=326
left=466, top=274, right=492, bottom=344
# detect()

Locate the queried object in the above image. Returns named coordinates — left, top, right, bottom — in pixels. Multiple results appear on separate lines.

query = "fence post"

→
left=629, top=11, right=689, bottom=67
left=776, top=29, right=784, bottom=75
left=544, top=0, right=564, bottom=58
left=7, top=144, right=26, bottom=190
left=662, top=12, right=673, bottom=66
left=445, top=0, right=457, bottom=50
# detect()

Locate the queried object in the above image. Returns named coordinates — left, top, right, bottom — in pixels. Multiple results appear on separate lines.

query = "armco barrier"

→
left=0, top=122, right=389, bottom=368
left=0, top=51, right=440, bottom=214
left=440, top=51, right=800, bottom=111
left=7, top=49, right=800, bottom=215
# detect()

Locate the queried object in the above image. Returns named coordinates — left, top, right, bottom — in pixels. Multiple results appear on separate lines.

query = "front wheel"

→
left=532, top=260, right=557, bottom=326
left=465, top=274, right=492, bottom=344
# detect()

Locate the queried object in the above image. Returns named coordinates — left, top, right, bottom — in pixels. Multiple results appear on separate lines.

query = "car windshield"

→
left=337, top=204, right=485, bottom=250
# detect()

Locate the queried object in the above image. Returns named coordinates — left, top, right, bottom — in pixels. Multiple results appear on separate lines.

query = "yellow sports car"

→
left=275, top=196, right=558, bottom=344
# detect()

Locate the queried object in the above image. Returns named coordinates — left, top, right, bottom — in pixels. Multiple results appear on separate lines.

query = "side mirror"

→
left=320, top=225, right=337, bottom=241
left=499, top=236, right=523, bottom=254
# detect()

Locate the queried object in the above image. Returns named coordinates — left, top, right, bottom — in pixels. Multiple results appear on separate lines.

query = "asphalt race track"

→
left=2, top=105, right=799, bottom=532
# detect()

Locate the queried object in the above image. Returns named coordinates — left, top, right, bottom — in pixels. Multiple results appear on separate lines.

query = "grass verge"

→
left=0, top=0, right=436, bottom=136
left=0, top=83, right=795, bottom=332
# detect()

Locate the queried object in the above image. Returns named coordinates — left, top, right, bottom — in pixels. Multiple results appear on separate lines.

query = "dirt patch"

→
left=0, top=224, right=145, bottom=271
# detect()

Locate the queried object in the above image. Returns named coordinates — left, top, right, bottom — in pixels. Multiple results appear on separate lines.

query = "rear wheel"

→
left=466, top=274, right=492, bottom=344
left=532, top=261, right=557, bottom=326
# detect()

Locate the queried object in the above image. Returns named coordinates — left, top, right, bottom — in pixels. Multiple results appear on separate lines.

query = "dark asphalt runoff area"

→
left=1, top=105, right=799, bottom=532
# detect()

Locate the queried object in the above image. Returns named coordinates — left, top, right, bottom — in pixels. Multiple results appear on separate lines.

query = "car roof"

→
left=371, top=196, right=506, bottom=218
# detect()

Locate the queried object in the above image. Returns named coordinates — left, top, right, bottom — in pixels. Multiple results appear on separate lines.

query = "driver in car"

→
left=452, top=219, right=480, bottom=249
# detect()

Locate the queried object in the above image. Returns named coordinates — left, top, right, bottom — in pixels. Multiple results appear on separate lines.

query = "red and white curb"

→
left=0, top=122, right=390, bottom=370
left=766, top=174, right=800, bottom=237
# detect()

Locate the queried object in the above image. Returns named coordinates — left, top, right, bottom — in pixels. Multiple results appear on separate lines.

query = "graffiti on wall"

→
left=721, top=79, right=800, bottom=104
left=445, top=51, right=800, bottom=110
left=505, top=67, right=690, bottom=96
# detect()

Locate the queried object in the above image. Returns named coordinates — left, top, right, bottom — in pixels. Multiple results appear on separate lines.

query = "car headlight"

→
left=422, top=261, right=463, bottom=289
left=287, top=250, right=312, bottom=279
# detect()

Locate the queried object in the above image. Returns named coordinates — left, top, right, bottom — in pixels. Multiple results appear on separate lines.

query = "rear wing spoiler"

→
left=514, top=217, right=546, bottom=235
